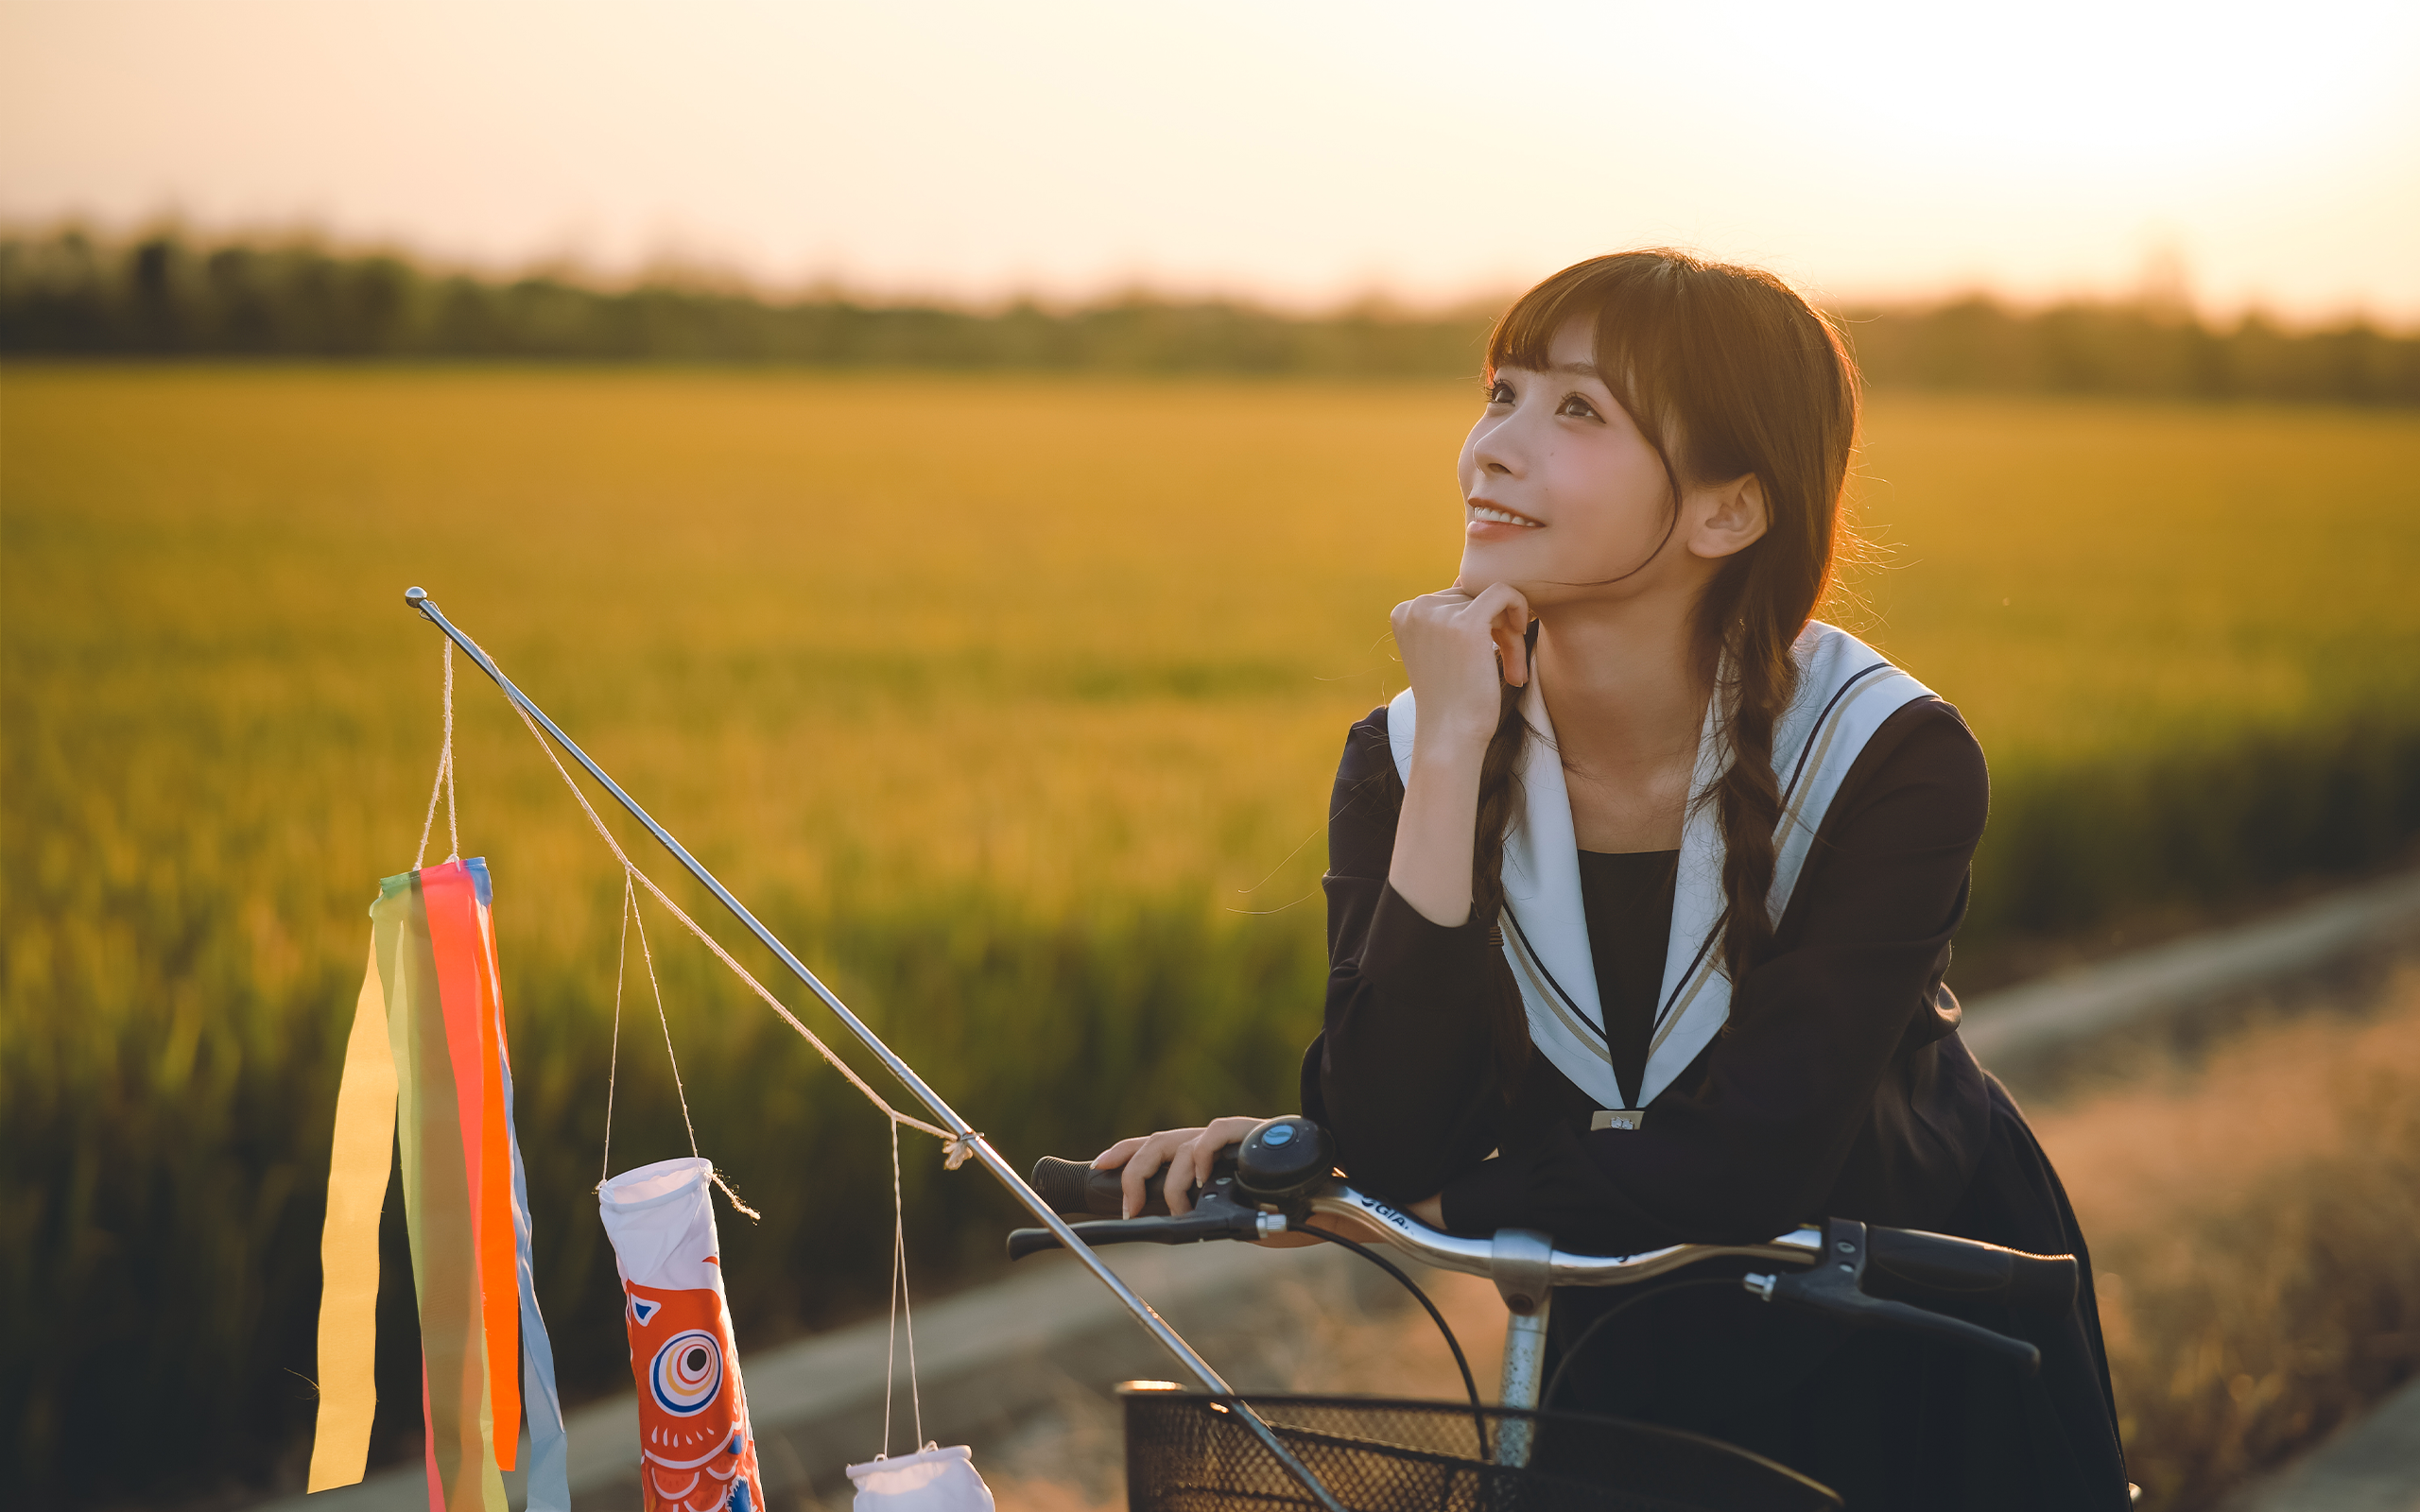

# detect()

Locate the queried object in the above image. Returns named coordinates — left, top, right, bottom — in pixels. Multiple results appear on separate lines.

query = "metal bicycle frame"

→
left=404, top=588, right=1350, bottom=1512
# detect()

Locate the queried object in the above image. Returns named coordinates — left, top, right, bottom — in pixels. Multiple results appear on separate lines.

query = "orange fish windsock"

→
left=600, top=1158, right=766, bottom=1512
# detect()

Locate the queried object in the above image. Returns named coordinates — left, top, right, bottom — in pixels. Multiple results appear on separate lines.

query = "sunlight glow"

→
left=1, top=0, right=2413, bottom=318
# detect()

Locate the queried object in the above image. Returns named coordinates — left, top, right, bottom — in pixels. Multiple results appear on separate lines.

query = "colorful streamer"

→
left=306, top=941, right=398, bottom=1491
left=308, top=858, right=568, bottom=1512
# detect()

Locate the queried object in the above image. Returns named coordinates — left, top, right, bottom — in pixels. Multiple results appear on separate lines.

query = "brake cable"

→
left=1538, top=1276, right=1742, bottom=1413
left=1295, top=1227, right=1489, bottom=1453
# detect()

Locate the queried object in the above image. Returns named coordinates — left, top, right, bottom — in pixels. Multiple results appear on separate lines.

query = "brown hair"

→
left=1471, top=250, right=1858, bottom=1031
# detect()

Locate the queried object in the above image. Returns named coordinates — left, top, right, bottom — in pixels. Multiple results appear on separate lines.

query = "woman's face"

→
left=1455, top=317, right=1680, bottom=607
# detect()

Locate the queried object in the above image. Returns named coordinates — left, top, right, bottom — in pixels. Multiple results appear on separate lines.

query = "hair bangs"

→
left=1484, top=252, right=1695, bottom=463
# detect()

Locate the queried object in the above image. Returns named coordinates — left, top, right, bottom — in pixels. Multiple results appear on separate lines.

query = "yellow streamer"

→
left=307, top=939, right=399, bottom=1491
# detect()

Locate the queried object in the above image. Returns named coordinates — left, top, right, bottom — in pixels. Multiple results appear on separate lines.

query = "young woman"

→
left=1095, top=251, right=2129, bottom=1507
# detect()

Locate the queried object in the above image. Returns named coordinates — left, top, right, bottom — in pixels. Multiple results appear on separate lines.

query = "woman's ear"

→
left=1685, top=473, right=1770, bottom=560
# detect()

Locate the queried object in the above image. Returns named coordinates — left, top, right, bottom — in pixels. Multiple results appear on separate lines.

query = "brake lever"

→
left=1747, top=1217, right=2043, bottom=1375
left=1007, top=1176, right=1281, bottom=1261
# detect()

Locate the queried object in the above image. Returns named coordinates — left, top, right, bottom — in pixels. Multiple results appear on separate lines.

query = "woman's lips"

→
left=1466, top=499, right=1545, bottom=538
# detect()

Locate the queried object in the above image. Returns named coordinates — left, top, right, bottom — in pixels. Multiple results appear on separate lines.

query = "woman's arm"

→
left=1102, top=586, right=1529, bottom=1212
left=1384, top=584, right=1532, bottom=924
left=1307, top=713, right=1520, bottom=1201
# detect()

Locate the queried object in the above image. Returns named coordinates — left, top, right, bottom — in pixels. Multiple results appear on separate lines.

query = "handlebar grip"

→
left=1031, top=1154, right=1224, bottom=1218
left=1031, top=1157, right=1140, bottom=1217
left=1865, top=1227, right=2078, bottom=1319
left=1841, top=1295, right=2044, bottom=1375
left=1761, top=1218, right=2045, bottom=1375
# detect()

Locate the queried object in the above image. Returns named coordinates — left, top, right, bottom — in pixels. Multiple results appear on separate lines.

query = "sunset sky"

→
left=4, top=0, right=2416, bottom=320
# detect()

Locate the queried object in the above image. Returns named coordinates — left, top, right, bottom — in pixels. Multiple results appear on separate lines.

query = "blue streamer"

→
left=484, top=858, right=569, bottom=1511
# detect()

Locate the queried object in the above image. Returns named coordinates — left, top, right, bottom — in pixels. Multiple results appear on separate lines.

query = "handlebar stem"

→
left=1489, top=1228, right=1557, bottom=1468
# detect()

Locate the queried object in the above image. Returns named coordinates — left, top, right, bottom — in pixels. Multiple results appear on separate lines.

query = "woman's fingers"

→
left=1095, top=1118, right=1272, bottom=1219
left=1181, top=1116, right=1265, bottom=1196
left=1116, top=1129, right=1196, bottom=1218
left=1461, top=579, right=1526, bottom=619
left=1204, top=1108, right=1268, bottom=1180
left=1485, top=591, right=1534, bottom=688
left=1394, top=583, right=1536, bottom=726
left=1164, top=1115, right=1254, bottom=1214
left=1465, top=582, right=1533, bottom=688
left=1162, top=1138, right=1201, bottom=1215
left=1392, top=586, right=1473, bottom=624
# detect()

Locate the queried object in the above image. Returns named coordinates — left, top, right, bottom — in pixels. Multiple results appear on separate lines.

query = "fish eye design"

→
left=648, top=1329, right=724, bottom=1416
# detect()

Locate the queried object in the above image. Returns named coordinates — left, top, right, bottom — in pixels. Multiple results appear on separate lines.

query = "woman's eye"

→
left=1558, top=393, right=1601, bottom=421
left=1484, top=380, right=1514, bottom=404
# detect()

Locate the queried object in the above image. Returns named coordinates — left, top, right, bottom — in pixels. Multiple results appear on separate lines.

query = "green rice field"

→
left=4, top=367, right=2417, bottom=1502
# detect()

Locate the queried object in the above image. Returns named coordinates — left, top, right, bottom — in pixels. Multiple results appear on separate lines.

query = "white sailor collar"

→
left=1387, top=621, right=1936, bottom=1113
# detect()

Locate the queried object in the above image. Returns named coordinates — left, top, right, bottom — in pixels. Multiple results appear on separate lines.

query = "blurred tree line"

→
left=5, top=228, right=2416, bottom=404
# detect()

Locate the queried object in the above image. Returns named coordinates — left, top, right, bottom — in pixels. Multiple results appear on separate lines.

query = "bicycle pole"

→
left=402, top=589, right=1346, bottom=1512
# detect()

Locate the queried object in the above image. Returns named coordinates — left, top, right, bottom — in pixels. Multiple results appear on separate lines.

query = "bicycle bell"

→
left=1234, top=1115, right=1333, bottom=1207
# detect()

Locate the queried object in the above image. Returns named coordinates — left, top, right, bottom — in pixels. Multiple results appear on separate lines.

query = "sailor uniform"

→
left=1300, top=622, right=2130, bottom=1509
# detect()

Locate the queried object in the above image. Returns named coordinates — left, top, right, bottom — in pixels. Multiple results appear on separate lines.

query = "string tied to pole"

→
left=599, top=871, right=760, bottom=1220
left=882, top=1117, right=927, bottom=1457
left=415, top=639, right=460, bottom=869
left=466, top=620, right=955, bottom=1151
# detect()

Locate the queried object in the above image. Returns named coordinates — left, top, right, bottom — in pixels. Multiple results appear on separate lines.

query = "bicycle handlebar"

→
left=1308, top=1184, right=1830, bottom=1288
left=1011, top=1173, right=1827, bottom=1274
left=1013, top=1119, right=2077, bottom=1377
left=1025, top=1145, right=2072, bottom=1318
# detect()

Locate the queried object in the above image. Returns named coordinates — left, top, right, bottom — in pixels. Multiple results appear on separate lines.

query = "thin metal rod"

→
left=402, top=588, right=1342, bottom=1512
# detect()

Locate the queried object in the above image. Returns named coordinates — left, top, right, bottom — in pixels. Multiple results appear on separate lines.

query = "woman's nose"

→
left=1471, top=421, right=1522, bottom=478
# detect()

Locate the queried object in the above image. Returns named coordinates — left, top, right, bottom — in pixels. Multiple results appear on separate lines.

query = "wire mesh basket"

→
left=1117, top=1387, right=1841, bottom=1512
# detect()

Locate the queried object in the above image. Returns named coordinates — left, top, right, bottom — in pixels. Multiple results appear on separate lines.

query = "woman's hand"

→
left=1390, top=582, right=1533, bottom=747
left=1092, top=1115, right=1265, bottom=1219
left=1385, top=581, right=1533, bottom=926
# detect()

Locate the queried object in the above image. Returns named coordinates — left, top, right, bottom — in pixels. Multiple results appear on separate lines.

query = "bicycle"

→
left=1009, top=1115, right=2081, bottom=1512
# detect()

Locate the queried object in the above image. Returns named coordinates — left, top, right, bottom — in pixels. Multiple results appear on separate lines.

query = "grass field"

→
left=4, top=367, right=2418, bottom=1502
left=2054, top=968, right=2420, bottom=1507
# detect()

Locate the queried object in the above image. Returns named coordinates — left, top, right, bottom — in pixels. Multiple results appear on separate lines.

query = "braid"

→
left=1708, top=600, right=1799, bottom=999
left=1469, top=676, right=1533, bottom=1087
left=1469, top=680, right=1528, bottom=925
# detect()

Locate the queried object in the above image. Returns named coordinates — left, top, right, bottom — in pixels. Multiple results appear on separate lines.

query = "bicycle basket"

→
left=1117, top=1387, right=1840, bottom=1512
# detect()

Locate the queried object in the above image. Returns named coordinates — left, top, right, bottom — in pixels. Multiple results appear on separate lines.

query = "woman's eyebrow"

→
left=1547, top=360, right=1602, bottom=378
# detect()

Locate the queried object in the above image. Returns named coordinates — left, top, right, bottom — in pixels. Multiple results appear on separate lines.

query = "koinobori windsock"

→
left=600, top=1158, right=765, bottom=1512
left=307, top=858, right=569, bottom=1512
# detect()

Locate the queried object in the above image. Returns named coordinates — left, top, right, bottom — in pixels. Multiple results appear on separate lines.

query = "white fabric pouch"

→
left=844, top=1445, right=994, bottom=1512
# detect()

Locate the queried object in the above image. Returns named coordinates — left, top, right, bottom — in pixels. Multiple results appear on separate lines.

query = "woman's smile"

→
left=1466, top=498, right=1546, bottom=537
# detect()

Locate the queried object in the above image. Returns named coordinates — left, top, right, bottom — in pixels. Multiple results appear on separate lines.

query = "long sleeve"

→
left=1301, top=712, right=1514, bottom=1201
